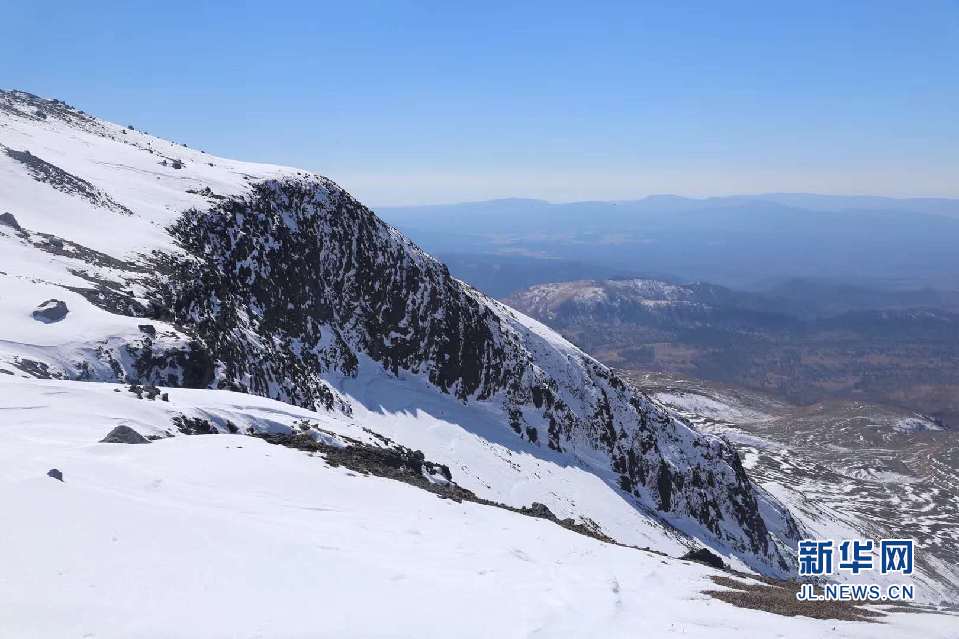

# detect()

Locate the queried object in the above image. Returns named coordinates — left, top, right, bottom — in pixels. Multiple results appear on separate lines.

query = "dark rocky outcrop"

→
left=522, top=502, right=556, bottom=519
left=47, top=468, right=63, bottom=481
left=127, top=383, right=163, bottom=400
left=681, top=547, right=726, bottom=570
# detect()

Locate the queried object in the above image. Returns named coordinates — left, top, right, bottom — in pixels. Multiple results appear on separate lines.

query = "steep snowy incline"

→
left=1, top=89, right=797, bottom=575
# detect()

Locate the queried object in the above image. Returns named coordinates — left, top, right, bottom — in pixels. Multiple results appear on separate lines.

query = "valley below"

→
left=626, top=371, right=959, bottom=605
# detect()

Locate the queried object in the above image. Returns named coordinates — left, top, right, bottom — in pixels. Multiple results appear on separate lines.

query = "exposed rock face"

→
left=47, top=468, right=63, bottom=481
left=100, top=425, right=150, bottom=444
left=139, top=177, right=799, bottom=574
left=147, top=178, right=508, bottom=412
left=32, top=299, right=69, bottom=323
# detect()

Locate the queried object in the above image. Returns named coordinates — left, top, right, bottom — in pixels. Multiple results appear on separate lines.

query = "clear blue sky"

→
left=4, top=0, right=958, bottom=205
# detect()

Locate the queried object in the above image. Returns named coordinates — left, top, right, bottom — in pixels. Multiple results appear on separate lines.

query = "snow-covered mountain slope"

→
left=0, top=89, right=806, bottom=575
left=2, top=376, right=957, bottom=639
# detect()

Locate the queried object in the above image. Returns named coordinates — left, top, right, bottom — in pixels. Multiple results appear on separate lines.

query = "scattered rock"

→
left=138, top=324, right=157, bottom=337
left=12, top=357, right=59, bottom=379
left=681, top=547, right=726, bottom=570
left=31, top=299, right=69, bottom=323
left=127, top=383, right=162, bottom=400
left=172, top=414, right=220, bottom=435
left=100, top=425, right=150, bottom=444
left=47, top=468, right=63, bottom=481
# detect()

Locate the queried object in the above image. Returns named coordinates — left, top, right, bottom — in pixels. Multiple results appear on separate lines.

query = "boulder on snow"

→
left=47, top=468, right=63, bottom=482
left=0, top=211, right=21, bottom=230
left=680, top=547, right=726, bottom=570
left=100, top=425, right=150, bottom=444
left=32, top=299, right=68, bottom=323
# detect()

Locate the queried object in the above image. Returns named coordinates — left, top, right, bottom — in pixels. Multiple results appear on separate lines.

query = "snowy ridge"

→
left=0, top=90, right=800, bottom=576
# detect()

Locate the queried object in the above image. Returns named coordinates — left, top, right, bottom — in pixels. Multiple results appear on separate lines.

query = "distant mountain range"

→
left=377, top=194, right=959, bottom=292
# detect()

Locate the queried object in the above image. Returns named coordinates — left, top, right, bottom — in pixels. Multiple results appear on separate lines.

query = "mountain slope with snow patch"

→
left=2, top=376, right=955, bottom=638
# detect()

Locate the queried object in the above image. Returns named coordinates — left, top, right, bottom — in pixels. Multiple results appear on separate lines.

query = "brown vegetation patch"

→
left=704, top=575, right=883, bottom=622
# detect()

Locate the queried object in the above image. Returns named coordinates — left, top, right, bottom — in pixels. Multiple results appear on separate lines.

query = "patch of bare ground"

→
left=704, top=575, right=883, bottom=622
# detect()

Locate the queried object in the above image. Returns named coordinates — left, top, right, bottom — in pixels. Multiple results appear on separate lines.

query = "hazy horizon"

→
left=373, top=191, right=959, bottom=209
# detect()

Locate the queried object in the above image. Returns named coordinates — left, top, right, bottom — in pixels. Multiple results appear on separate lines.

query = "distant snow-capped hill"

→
left=0, top=89, right=798, bottom=575
left=504, top=278, right=785, bottom=327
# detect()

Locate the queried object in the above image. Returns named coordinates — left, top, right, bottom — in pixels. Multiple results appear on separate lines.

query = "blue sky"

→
left=4, top=0, right=958, bottom=205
